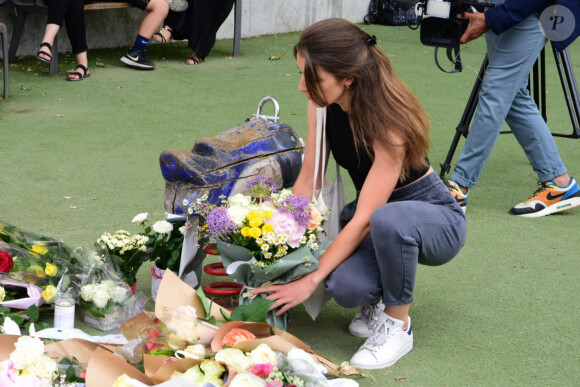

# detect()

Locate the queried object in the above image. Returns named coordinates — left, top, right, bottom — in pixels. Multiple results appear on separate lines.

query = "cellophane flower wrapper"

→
left=0, top=231, right=88, bottom=305
left=216, top=239, right=327, bottom=330
left=79, top=261, right=146, bottom=331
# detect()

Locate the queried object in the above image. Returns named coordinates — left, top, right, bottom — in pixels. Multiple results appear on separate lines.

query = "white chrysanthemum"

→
left=132, top=212, right=149, bottom=224
left=264, top=252, right=272, bottom=259
left=92, top=287, right=110, bottom=309
left=80, top=283, right=97, bottom=302
left=153, top=220, right=173, bottom=234
left=109, top=286, right=128, bottom=303
left=260, top=244, right=269, bottom=252
left=300, top=236, right=307, bottom=244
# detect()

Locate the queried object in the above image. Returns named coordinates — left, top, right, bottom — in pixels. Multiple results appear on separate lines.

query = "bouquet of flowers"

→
left=0, top=335, right=58, bottom=386
left=79, top=263, right=146, bottom=331
left=186, top=177, right=328, bottom=329
left=0, top=220, right=86, bottom=306
left=96, top=213, right=186, bottom=286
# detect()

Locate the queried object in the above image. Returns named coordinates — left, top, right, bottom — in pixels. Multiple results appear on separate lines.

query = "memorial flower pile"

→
left=185, top=177, right=328, bottom=329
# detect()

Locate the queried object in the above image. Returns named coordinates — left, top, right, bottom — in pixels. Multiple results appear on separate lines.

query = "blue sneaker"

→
left=510, top=178, right=580, bottom=217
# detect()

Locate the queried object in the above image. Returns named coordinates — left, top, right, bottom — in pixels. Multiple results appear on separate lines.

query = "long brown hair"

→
left=295, top=18, right=430, bottom=179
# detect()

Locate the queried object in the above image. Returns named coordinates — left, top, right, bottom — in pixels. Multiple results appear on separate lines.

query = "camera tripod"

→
left=439, top=41, right=580, bottom=179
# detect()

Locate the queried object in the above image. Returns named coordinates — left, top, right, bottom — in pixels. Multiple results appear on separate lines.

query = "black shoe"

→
left=121, top=49, right=155, bottom=70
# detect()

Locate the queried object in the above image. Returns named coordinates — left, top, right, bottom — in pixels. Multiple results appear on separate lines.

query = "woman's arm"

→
left=292, top=101, right=327, bottom=200
left=255, top=131, right=406, bottom=314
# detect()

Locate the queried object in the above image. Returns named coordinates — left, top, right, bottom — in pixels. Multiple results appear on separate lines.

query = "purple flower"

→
left=247, top=176, right=279, bottom=198
left=206, top=208, right=237, bottom=239
left=280, top=194, right=311, bottom=229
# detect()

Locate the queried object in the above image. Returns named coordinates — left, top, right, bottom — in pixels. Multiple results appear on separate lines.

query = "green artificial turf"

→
left=1, top=25, right=579, bottom=386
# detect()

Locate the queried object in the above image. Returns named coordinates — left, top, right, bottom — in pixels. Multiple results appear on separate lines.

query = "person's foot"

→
left=510, top=178, right=580, bottom=217
left=153, top=26, right=173, bottom=43
left=66, top=64, right=90, bottom=81
left=448, top=180, right=467, bottom=213
left=121, top=49, right=155, bottom=70
left=348, top=302, right=384, bottom=338
left=350, top=315, right=413, bottom=369
left=36, top=42, right=53, bottom=63
left=186, top=53, right=204, bottom=65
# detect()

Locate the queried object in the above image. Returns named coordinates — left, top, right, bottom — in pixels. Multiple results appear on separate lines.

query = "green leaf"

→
left=27, top=304, right=39, bottom=322
left=196, top=287, right=211, bottom=318
left=10, top=315, right=25, bottom=325
left=229, top=298, right=274, bottom=322
left=0, top=306, right=11, bottom=315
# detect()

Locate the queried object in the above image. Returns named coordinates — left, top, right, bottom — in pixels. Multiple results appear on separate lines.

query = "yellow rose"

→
left=249, top=217, right=263, bottom=228
left=246, top=211, right=260, bottom=220
left=249, top=227, right=262, bottom=239
left=262, top=224, right=274, bottom=233
left=260, top=210, right=273, bottom=219
left=45, top=262, right=58, bottom=277
left=241, top=227, right=251, bottom=237
left=41, top=285, right=57, bottom=302
left=30, top=243, right=49, bottom=256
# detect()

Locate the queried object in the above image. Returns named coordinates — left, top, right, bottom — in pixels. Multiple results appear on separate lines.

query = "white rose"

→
left=80, top=284, right=97, bottom=302
left=214, top=348, right=253, bottom=371
left=153, top=220, right=173, bottom=234
left=11, top=336, right=45, bottom=369
left=227, top=205, right=250, bottom=225
left=249, top=344, right=277, bottom=367
left=0, top=286, right=5, bottom=303
left=132, top=213, right=149, bottom=224
left=182, top=344, right=206, bottom=359
left=109, top=286, right=128, bottom=303
left=228, top=193, right=252, bottom=207
left=92, top=288, right=110, bottom=309
left=99, top=280, right=116, bottom=291
left=23, top=356, right=57, bottom=381
left=228, top=372, right=267, bottom=387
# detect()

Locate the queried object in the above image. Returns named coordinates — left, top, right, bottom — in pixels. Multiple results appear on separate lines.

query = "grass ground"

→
left=1, top=25, right=579, bottom=386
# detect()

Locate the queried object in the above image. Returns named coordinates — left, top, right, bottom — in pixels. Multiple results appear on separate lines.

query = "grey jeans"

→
left=325, top=171, right=467, bottom=307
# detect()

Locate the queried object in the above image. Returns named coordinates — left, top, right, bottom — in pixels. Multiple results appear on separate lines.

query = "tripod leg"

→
left=551, top=44, right=580, bottom=138
left=439, top=56, right=489, bottom=179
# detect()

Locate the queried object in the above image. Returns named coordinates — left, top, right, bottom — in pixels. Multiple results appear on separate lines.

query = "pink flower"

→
left=269, top=210, right=306, bottom=248
left=248, top=362, right=274, bottom=379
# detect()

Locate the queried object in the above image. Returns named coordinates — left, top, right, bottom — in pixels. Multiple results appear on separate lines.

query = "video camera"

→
left=413, top=0, right=494, bottom=72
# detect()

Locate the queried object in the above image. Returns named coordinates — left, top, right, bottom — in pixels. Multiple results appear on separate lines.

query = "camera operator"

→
left=447, top=0, right=580, bottom=217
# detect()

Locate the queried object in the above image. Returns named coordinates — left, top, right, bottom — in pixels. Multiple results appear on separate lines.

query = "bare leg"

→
left=38, top=24, right=60, bottom=61
left=385, top=304, right=410, bottom=330
left=139, top=0, right=169, bottom=38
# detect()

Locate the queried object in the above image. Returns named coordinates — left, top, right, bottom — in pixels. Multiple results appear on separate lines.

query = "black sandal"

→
left=36, top=42, right=53, bottom=64
left=185, top=54, right=204, bottom=65
left=153, top=26, right=172, bottom=44
left=66, top=64, right=90, bottom=82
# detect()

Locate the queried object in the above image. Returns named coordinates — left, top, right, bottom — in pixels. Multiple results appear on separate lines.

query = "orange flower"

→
left=308, top=204, right=323, bottom=231
left=220, top=328, right=256, bottom=348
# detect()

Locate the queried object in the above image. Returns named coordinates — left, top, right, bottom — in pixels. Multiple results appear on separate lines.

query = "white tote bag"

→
left=313, top=107, right=346, bottom=242
left=303, top=107, right=346, bottom=320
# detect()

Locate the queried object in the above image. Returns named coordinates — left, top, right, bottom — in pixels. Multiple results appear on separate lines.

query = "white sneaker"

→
left=350, top=315, right=413, bottom=369
left=348, top=302, right=384, bottom=338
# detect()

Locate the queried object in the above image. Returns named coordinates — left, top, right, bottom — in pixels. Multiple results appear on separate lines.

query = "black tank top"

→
left=326, top=104, right=429, bottom=191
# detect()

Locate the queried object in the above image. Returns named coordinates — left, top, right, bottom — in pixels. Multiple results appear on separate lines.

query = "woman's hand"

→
left=252, top=274, right=320, bottom=315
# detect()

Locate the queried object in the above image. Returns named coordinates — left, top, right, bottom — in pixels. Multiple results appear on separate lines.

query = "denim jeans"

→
left=325, top=172, right=467, bottom=308
left=451, top=3, right=568, bottom=188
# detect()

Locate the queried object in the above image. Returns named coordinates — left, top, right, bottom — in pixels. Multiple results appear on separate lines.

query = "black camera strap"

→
left=434, top=46, right=463, bottom=73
